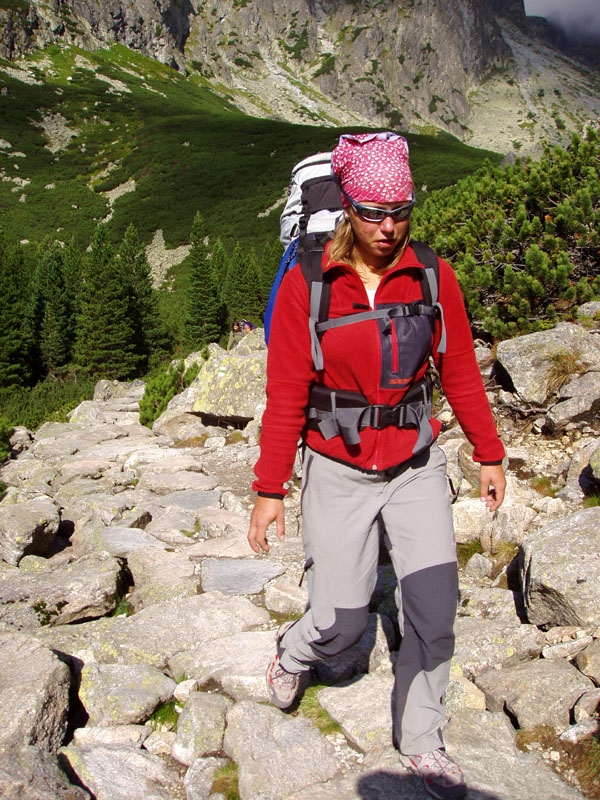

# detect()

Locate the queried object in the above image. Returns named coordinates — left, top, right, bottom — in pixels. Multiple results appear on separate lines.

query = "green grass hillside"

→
left=0, top=43, right=501, bottom=255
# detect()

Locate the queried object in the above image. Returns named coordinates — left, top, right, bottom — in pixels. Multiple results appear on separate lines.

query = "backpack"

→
left=266, top=151, right=444, bottom=455
left=264, top=152, right=343, bottom=344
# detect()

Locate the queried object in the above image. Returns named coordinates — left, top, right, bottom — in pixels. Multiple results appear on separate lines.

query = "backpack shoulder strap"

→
left=410, top=240, right=438, bottom=305
left=300, top=245, right=330, bottom=371
left=410, top=239, right=446, bottom=354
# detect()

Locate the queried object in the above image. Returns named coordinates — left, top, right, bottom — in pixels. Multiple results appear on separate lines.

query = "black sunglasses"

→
left=343, top=189, right=415, bottom=223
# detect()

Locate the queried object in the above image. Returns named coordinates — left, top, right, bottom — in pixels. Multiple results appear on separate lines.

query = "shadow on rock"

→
left=357, top=769, right=504, bottom=799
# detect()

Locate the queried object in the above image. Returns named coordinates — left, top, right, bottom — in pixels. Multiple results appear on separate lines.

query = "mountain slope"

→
left=0, top=43, right=501, bottom=254
left=2, top=0, right=599, bottom=157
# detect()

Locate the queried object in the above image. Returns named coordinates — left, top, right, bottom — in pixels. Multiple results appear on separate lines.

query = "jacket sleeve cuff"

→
left=257, top=491, right=286, bottom=500
left=479, top=460, right=504, bottom=466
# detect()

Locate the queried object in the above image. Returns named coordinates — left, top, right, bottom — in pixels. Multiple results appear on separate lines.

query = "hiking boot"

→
left=406, top=749, right=467, bottom=800
left=266, top=621, right=301, bottom=709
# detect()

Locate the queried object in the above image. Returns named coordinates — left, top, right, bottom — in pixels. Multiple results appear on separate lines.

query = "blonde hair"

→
left=328, top=215, right=411, bottom=267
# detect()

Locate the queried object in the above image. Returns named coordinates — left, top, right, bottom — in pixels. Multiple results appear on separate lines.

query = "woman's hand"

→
left=247, top=496, right=286, bottom=553
left=479, top=464, right=506, bottom=512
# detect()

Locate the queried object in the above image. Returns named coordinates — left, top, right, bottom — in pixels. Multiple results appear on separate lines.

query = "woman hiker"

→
left=247, top=131, right=506, bottom=800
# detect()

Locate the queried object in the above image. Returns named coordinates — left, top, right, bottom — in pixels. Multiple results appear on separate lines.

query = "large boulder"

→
left=0, top=633, right=71, bottom=752
left=496, top=322, right=600, bottom=405
left=0, top=490, right=60, bottom=566
left=520, top=507, right=600, bottom=628
left=191, top=332, right=267, bottom=421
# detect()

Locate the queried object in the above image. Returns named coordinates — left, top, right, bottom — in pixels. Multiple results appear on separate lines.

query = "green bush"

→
left=139, top=359, right=202, bottom=428
left=412, top=127, right=600, bottom=338
left=0, top=415, right=12, bottom=463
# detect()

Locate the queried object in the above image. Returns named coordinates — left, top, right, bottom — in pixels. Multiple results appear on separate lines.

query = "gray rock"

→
left=143, top=506, right=200, bottom=541
left=184, top=756, right=228, bottom=800
left=573, top=688, right=600, bottom=722
left=0, top=632, right=71, bottom=752
left=126, top=546, right=198, bottom=610
left=168, top=629, right=277, bottom=701
left=453, top=616, right=545, bottom=679
left=0, top=552, right=126, bottom=624
left=458, top=587, right=524, bottom=622
left=474, top=658, right=594, bottom=731
left=546, top=389, right=600, bottom=432
left=496, top=323, right=600, bottom=405
left=0, top=458, right=57, bottom=495
left=72, top=724, right=151, bottom=748
left=590, top=441, right=600, bottom=482
left=265, top=576, right=309, bottom=616
left=284, top=748, right=418, bottom=800
left=78, top=662, right=176, bottom=726
left=443, top=709, right=585, bottom=799
left=136, top=470, right=219, bottom=495
left=172, top=692, right=232, bottom=765
left=0, top=491, right=60, bottom=565
left=452, top=496, right=537, bottom=547
left=520, top=507, right=600, bottom=627
left=111, top=593, right=269, bottom=668
left=71, top=520, right=169, bottom=559
left=150, top=488, right=221, bottom=514
left=200, top=557, right=286, bottom=595
left=559, top=718, right=600, bottom=744
left=575, top=637, right=600, bottom=683
left=223, top=700, right=339, bottom=800
left=37, top=592, right=269, bottom=671
left=93, top=379, right=146, bottom=402
left=0, top=745, right=90, bottom=800
left=318, top=673, right=395, bottom=752
left=556, top=438, right=598, bottom=502
left=191, top=340, right=267, bottom=420
left=60, top=744, right=182, bottom=800
left=464, top=552, right=493, bottom=580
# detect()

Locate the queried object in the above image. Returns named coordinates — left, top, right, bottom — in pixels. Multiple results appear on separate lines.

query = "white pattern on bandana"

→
left=332, top=132, right=413, bottom=205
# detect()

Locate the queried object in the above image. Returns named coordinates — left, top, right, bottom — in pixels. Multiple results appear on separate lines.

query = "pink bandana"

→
left=331, top=132, right=414, bottom=206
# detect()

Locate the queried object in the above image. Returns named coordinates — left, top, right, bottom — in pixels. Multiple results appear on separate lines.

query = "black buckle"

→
left=368, top=405, right=385, bottom=429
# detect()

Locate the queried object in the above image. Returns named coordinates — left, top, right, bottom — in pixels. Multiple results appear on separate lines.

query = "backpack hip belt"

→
left=306, top=377, right=434, bottom=454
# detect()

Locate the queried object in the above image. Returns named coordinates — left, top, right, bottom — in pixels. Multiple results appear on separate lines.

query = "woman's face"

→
left=348, top=203, right=411, bottom=268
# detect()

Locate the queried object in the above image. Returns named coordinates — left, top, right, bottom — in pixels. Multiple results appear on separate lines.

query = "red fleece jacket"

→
left=253, top=241, right=505, bottom=496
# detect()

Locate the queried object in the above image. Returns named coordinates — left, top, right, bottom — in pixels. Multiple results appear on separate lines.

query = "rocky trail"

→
left=1, top=319, right=600, bottom=800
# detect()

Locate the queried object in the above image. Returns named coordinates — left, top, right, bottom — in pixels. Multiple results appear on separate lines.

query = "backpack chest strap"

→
left=316, top=302, right=439, bottom=334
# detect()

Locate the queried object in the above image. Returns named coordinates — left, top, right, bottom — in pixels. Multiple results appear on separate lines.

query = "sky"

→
left=524, top=0, right=600, bottom=43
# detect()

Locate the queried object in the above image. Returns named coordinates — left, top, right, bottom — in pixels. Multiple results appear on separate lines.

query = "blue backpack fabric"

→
left=264, top=238, right=299, bottom=344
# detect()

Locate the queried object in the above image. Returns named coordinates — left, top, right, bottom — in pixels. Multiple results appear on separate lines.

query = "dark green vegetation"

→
left=413, top=130, right=600, bottom=339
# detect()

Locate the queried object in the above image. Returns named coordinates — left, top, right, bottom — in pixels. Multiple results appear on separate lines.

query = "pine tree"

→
left=260, top=237, right=283, bottom=304
left=222, top=241, right=247, bottom=325
left=118, top=225, right=172, bottom=371
left=74, top=225, right=140, bottom=380
left=184, top=213, right=221, bottom=349
left=240, top=248, right=264, bottom=323
left=209, top=238, right=229, bottom=301
left=61, top=237, right=83, bottom=319
left=0, top=235, right=33, bottom=389
left=29, top=240, right=73, bottom=377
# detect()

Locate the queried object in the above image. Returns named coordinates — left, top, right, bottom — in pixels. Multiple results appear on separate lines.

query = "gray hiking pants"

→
left=278, top=443, right=459, bottom=756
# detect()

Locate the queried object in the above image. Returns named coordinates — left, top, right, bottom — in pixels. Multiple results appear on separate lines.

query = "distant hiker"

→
left=248, top=132, right=506, bottom=800
left=227, top=320, right=243, bottom=350
left=240, top=319, right=255, bottom=333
